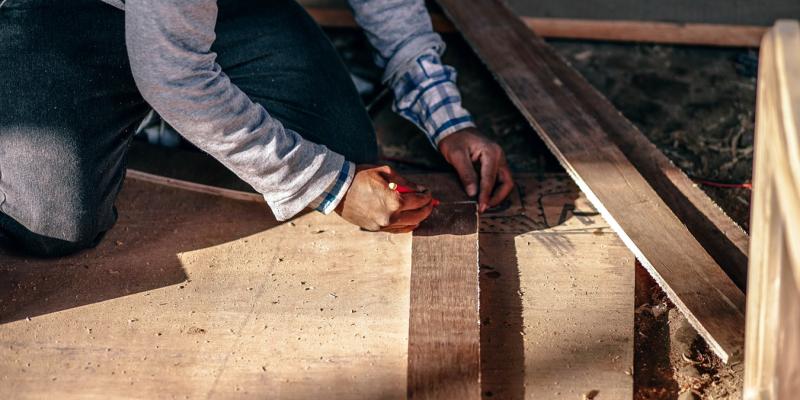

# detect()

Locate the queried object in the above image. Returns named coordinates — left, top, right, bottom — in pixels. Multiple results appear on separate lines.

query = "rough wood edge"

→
left=125, top=169, right=265, bottom=204
left=307, top=7, right=765, bottom=47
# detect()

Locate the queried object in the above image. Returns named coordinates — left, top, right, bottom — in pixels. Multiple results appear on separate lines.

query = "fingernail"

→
left=466, top=184, right=478, bottom=196
left=479, top=203, right=488, bottom=213
left=417, top=185, right=428, bottom=192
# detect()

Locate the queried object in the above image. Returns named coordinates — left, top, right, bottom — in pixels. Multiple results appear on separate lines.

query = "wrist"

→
left=311, top=161, right=355, bottom=215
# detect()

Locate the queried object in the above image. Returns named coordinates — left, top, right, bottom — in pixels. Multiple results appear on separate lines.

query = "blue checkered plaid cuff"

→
left=391, top=52, right=476, bottom=147
left=309, top=161, right=355, bottom=214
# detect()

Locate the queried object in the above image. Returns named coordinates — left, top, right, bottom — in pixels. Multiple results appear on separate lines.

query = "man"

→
left=0, top=0, right=513, bottom=257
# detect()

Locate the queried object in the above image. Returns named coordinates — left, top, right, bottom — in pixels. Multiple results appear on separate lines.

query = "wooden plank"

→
left=503, top=0, right=799, bottom=28
left=300, top=0, right=799, bottom=27
left=306, top=7, right=765, bottom=47
left=744, top=20, right=800, bottom=400
left=0, top=178, right=412, bottom=399
left=479, top=176, right=634, bottom=399
left=126, top=168, right=264, bottom=203
left=436, top=0, right=745, bottom=363
left=407, top=202, right=480, bottom=400
left=521, top=18, right=764, bottom=48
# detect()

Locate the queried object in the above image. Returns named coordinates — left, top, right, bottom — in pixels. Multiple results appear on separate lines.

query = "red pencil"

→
left=389, top=182, right=440, bottom=206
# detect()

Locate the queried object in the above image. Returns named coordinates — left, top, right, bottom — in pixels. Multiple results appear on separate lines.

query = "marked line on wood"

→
left=408, top=202, right=480, bottom=399
left=435, top=0, right=745, bottom=362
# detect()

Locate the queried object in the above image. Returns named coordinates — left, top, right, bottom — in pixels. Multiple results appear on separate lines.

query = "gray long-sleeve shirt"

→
left=104, top=0, right=474, bottom=220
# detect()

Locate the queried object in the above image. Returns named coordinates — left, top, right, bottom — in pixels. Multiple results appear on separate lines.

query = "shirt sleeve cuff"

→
left=390, top=52, right=477, bottom=147
left=307, top=161, right=355, bottom=215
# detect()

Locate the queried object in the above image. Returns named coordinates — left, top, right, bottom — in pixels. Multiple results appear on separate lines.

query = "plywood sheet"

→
left=0, top=179, right=412, bottom=399
left=1, top=173, right=634, bottom=399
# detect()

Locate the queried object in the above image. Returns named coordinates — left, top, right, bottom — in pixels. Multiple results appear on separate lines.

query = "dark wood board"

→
left=408, top=202, right=480, bottom=399
left=435, top=0, right=745, bottom=363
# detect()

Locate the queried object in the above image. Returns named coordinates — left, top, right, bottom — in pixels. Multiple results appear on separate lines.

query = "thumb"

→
left=449, top=150, right=478, bottom=197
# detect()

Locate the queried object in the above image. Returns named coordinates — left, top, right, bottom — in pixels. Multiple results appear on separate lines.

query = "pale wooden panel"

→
left=0, top=179, right=411, bottom=400
left=744, top=20, right=800, bottom=400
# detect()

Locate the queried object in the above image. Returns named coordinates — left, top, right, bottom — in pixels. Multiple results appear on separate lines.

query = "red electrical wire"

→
left=691, top=177, right=752, bottom=190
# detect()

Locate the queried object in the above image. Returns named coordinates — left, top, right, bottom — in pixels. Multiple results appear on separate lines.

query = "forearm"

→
left=348, top=0, right=475, bottom=146
left=125, top=0, right=349, bottom=220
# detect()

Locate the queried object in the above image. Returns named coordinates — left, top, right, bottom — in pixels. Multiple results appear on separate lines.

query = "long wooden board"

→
left=301, top=0, right=798, bottom=28
left=435, top=0, right=745, bottom=363
left=744, top=20, right=800, bottom=400
left=306, top=7, right=765, bottom=47
left=407, top=202, right=480, bottom=399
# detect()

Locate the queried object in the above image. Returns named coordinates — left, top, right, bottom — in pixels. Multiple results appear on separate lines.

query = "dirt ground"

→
left=127, top=29, right=754, bottom=399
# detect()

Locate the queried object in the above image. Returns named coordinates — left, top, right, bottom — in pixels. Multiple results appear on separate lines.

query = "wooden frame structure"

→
left=744, top=20, right=800, bottom=399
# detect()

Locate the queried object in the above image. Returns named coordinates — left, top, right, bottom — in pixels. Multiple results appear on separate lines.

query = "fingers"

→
left=377, top=165, right=428, bottom=193
left=448, top=150, right=479, bottom=197
left=478, top=149, right=500, bottom=213
left=489, top=165, right=515, bottom=207
left=382, top=225, right=419, bottom=234
left=397, top=192, right=432, bottom=211
left=390, top=201, right=435, bottom=226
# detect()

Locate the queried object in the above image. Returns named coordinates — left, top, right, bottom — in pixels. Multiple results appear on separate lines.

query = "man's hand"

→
left=335, top=165, right=435, bottom=233
left=438, top=128, right=514, bottom=212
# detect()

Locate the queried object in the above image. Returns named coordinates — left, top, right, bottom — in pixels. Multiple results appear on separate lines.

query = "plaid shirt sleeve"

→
left=308, top=160, right=355, bottom=214
left=309, top=52, right=472, bottom=215
left=390, top=51, right=476, bottom=147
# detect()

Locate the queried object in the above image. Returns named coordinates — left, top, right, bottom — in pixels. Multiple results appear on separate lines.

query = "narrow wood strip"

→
left=408, top=202, right=480, bottom=399
left=306, top=7, right=765, bottom=47
left=126, top=169, right=265, bottom=204
left=436, top=0, right=745, bottom=362
left=523, top=18, right=765, bottom=47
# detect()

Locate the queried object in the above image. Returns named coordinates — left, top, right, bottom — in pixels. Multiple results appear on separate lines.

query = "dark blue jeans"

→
left=0, top=0, right=377, bottom=256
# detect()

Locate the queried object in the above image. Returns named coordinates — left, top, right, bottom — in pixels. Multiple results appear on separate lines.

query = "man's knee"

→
left=0, top=129, right=123, bottom=257
left=0, top=207, right=109, bottom=257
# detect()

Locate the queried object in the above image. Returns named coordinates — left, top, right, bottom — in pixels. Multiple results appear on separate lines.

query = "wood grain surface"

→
left=408, top=202, right=480, bottom=400
left=436, top=0, right=745, bottom=363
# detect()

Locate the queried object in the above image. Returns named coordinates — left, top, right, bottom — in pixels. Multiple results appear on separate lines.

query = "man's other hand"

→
left=438, top=128, right=514, bottom=212
left=335, top=165, right=434, bottom=233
